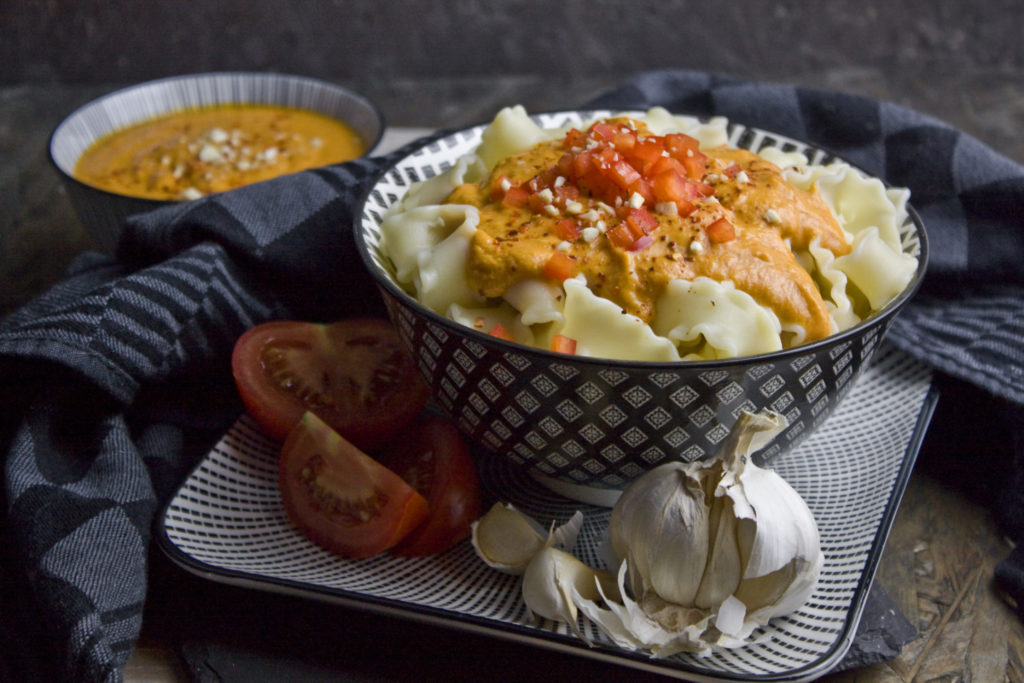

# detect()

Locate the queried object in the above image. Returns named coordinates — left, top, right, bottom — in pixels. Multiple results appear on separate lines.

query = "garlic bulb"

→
left=470, top=410, right=823, bottom=657
left=606, top=409, right=824, bottom=653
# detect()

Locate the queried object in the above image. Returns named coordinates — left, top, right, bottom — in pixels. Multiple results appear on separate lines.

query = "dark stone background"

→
left=5, top=0, right=1024, bottom=140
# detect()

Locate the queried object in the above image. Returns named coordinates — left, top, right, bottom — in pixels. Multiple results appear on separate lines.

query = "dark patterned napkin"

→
left=1, top=70, right=1021, bottom=681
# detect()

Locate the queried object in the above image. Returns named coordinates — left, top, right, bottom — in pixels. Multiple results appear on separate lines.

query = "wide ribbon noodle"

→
left=379, top=107, right=918, bottom=361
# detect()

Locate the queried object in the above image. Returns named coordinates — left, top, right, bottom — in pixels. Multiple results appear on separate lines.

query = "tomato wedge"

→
left=279, top=411, right=430, bottom=558
left=378, top=417, right=482, bottom=556
left=232, top=318, right=430, bottom=450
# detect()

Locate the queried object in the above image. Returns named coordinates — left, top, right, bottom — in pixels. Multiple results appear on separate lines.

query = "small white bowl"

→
left=50, top=72, right=384, bottom=251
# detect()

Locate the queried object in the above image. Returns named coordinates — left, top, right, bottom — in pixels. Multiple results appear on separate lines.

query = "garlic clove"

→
left=471, top=503, right=586, bottom=575
left=724, top=432, right=824, bottom=623
left=742, top=549, right=825, bottom=626
left=471, top=503, right=548, bottom=574
left=694, top=492, right=742, bottom=609
left=733, top=461, right=822, bottom=582
left=522, top=546, right=616, bottom=641
left=610, top=464, right=711, bottom=606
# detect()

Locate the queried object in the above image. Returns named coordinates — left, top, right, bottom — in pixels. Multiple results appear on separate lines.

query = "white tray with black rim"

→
left=157, top=344, right=936, bottom=681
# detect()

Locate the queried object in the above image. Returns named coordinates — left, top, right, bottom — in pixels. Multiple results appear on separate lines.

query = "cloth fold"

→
left=2, top=70, right=1022, bottom=681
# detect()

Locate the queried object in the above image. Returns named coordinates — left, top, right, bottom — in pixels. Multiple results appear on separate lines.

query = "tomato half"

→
left=279, top=411, right=430, bottom=558
left=231, top=318, right=430, bottom=450
left=378, top=417, right=481, bottom=556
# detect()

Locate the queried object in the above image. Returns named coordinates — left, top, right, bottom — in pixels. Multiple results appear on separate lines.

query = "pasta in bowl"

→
left=356, top=107, right=927, bottom=502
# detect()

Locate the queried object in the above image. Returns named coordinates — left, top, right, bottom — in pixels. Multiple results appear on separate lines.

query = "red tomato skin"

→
left=233, top=321, right=309, bottom=442
left=381, top=417, right=482, bottom=557
left=279, top=412, right=430, bottom=559
left=231, top=319, right=430, bottom=450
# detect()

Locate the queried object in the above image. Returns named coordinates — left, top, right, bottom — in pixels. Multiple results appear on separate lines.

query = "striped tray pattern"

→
left=157, top=345, right=935, bottom=681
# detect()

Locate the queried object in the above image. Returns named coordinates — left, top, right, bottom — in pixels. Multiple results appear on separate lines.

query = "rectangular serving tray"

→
left=157, top=344, right=936, bottom=681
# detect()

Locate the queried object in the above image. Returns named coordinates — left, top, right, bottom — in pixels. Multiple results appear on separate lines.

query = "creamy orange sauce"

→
left=74, top=104, right=366, bottom=200
left=447, top=123, right=851, bottom=345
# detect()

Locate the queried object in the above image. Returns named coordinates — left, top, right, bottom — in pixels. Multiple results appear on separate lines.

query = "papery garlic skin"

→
left=522, top=546, right=618, bottom=641
left=608, top=410, right=824, bottom=650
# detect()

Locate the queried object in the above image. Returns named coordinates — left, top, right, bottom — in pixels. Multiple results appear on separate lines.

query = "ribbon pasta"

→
left=379, top=108, right=917, bottom=361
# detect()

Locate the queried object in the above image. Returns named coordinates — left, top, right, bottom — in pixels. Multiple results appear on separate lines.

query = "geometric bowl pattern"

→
left=158, top=345, right=936, bottom=680
left=357, top=111, right=929, bottom=493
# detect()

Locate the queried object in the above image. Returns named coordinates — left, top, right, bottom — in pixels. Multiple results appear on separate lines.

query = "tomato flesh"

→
left=279, top=412, right=430, bottom=558
left=378, top=417, right=481, bottom=556
left=232, top=318, right=430, bottom=450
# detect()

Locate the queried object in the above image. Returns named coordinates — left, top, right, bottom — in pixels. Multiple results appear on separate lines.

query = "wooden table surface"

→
left=4, top=75, right=1023, bottom=681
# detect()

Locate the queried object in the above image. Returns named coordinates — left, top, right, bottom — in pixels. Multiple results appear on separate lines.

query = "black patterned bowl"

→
left=50, top=72, right=383, bottom=252
left=355, top=110, right=928, bottom=504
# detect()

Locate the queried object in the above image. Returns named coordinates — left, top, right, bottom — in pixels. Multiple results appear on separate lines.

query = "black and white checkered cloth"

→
left=1, top=70, right=1021, bottom=681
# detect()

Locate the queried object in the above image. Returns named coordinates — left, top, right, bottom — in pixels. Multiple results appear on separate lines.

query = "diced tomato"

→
left=528, top=191, right=551, bottom=213
left=590, top=122, right=618, bottom=141
left=572, top=149, right=596, bottom=179
left=681, top=150, right=708, bottom=179
left=707, top=217, right=737, bottom=243
left=488, top=323, right=515, bottom=341
left=612, top=130, right=637, bottom=153
left=690, top=179, right=716, bottom=198
left=607, top=223, right=636, bottom=250
left=494, top=117, right=724, bottom=237
left=628, top=234, right=655, bottom=252
left=628, top=138, right=664, bottom=173
left=502, top=186, right=530, bottom=209
left=609, top=158, right=643, bottom=191
left=490, top=174, right=513, bottom=200
left=595, top=147, right=619, bottom=168
left=648, top=155, right=687, bottom=179
left=625, top=207, right=658, bottom=236
left=563, top=128, right=586, bottom=150
left=556, top=152, right=575, bottom=178
left=723, top=163, right=743, bottom=178
left=550, top=334, right=578, bottom=355
left=554, top=218, right=580, bottom=241
left=664, top=133, right=700, bottom=159
left=527, top=167, right=560, bottom=193
left=674, top=198, right=697, bottom=216
left=627, top=177, right=655, bottom=205
left=553, top=183, right=579, bottom=204
left=543, top=251, right=575, bottom=281
left=652, top=168, right=688, bottom=204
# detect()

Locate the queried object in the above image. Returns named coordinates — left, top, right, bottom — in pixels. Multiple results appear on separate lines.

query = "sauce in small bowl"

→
left=51, top=72, right=383, bottom=251
left=74, top=104, right=368, bottom=201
